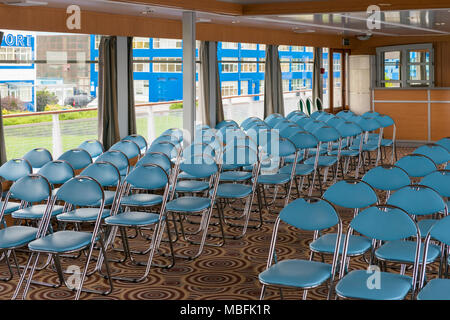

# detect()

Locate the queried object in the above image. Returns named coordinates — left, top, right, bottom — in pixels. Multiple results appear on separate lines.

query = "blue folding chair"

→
left=78, top=139, right=104, bottom=160
left=259, top=197, right=342, bottom=300
left=336, top=110, right=355, bottom=120
left=216, top=120, right=239, bottom=130
left=165, top=154, right=222, bottom=260
left=333, top=120, right=364, bottom=179
left=286, top=110, right=306, bottom=120
left=0, top=159, right=32, bottom=218
left=350, top=116, right=383, bottom=167
left=0, top=174, right=52, bottom=282
left=421, top=170, right=450, bottom=212
left=241, top=117, right=263, bottom=131
left=58, top=148, right=92, bottom=172
left=374, top=114, right=397, bottom=164
left=265, top=114, right=284, bottom=128
left=13, top=176, right=113, bottom=300
left=110, top=139, right=141, bottom=164
left=23, top=148, right=52, bottom=172
left=161, top=128, right=184, bottom=145
left=395, top=153, right=437, bottom=178
left=362, top=165, right=410, bottom=202
left=104, top=163, right=173, bottom=281
left=417, top=214, right=450, bottom=300
left=335, top=204, right=421, bottom=300
left=436, top=137, right=450, bottom=153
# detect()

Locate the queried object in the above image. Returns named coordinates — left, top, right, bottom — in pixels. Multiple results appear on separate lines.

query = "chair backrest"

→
left=78, top=139, right=104, bottom=158
left=273, top=119, right=293, bottom=131
left=355, top=116, right=381, bottom=133
left=147, top=141, right=179, bottom=161
left=335, top=121, right=362, bottom=138
left=38, top=160, right=75, bottom=185
left=8, top=174, right=52, bottom=204
left=110, top=140, right=141, bottom=159
left=265, top=116, right=284, bottom=129
left=363, top=111, right=380, bottom=118
left=316, top=112, right=334, bottom=122
left=304, top=120, right=326, bottom=133
left=286, top=110, right=306, bottom=120
left=125, top=163, right=169, bottom=191
left=287, top=131, right=318, bottom=150
left=323, top=179, right=378, bottom=209
left=136, top=152, right=172, bottom=174
left=58, top=148, right=92, bottom=171
left=264, top=113, right=284, bottom=122
left=0, top=158, right=32, bottom=182
left=362, top=165, right=410, bottom=192
left=315, top=97, right=323, bottom=111
left=336, top=110, right=355, bottom=120
left=182, top=143, right=216, bottom=160
left=95, top=150, right=130, bottom=175
left=312, top=125, right=341, bottom=143
left=241, top=117, right=263, bottom=131
left=375, top=114, right=395, bottom=128
left=414, top=144, right=450, bottom=165
left=395, top=154, right=437, bottom=178
left=151, top=134, right=181, bottom=146
left=80, top=162, right=121, bottom=188
left=280, top=124, right=302, bottom=139
left=436, top=137, right=450, bottom=152
left=179, top=154, right=220, bottom=179
left=56, top=176, right=104, bottom=207
left=161, top=128, right=184, bottom=143
left=222, top=144, right=258, bottom=170
left=387, top=184, right=447, bottom=216
left=310, top=110, right=324, bottom=120
left=216, top=120, right=239, bottom=130
left=294, top=116, right=313, bottom=128
left=420, top=170, right=450, bottom=198
left=217, top=127, right=246, bottom=146
left=123, top=134, right=148, bottom=152
left=23, top=148, right=53, bottom=169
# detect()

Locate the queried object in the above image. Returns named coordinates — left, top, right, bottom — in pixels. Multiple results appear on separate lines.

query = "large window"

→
left=133, top=57, right=150, bottom=72
left=221, top=57, right=238, bottom=73
left=221, top=81, right=238, bottom=97
left=259, top=58, right=265, bottom=72
left=241, top=57, right=257, bottom=73
left=222, top=42, right=238, bottom=49
left=241, top=43, right=257, bottom=50
left=291, top=59, right=304, bottom=72
left=280, top=58, right=290, bottom=72
left=133, top=37, right=150, bottom=49
left=0, top=47, right=32, bottom=64
left=153, top=38, right=182, bottom=49
left=291, top=78, right=303, bottom=90
left=152, top=57, right=182, bottom=73
left=240, top=80, right=249, bottom=95
left=278, top=45, right=290, bottom=51
left=376, top=43, right=434, bottom=88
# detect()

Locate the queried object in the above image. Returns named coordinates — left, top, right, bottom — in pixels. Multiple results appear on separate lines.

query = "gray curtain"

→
left=199, top=41, right=224, bottom=127
left=0, top=31, right=6, bottom=166
left=264, top=45, right=284, bottom=118
left=127, top=37, right=137, bottom=135
left=312, top=47, right=323, bottom=111
left=98, top=36, right=120, bottom=150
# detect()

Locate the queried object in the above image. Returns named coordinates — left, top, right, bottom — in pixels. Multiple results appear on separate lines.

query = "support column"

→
left=182, top=11, right=196, bottom=144
left=116, top=36, right=129, bottom=139
left=208, top=41, right=217, bottom=128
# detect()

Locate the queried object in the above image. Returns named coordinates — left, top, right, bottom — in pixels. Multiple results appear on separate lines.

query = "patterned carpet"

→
left=0, top=147, right=439, bottom=300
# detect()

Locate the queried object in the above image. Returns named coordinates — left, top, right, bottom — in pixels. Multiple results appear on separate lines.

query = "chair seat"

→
left=330, top=149, right=359, bottom=157
left=215, top=184, right=252, bottom=199
left=12, top=205, right=64, bottom=220
left=28, top=231, right=95, bottom=253
left=120, top=194, right=163, bottom=207
left=284, top=151, right=305, bottom=163
left=279, top=164, right=315, bottom=176
left=380, top=139, right=393, bottom=147
left=310, top=233, right=372, bottom=256
left=0, top=226, right=38, bottom=249
left=166, top=196, right=211, bottom=212
left=336, top=270, right=412, bottom=300
left=351, top=143, right=378, bottom=152
left=375, top=240, right=440, bottom=264
left=177, top=172, right=197, bottom=180
left=105, top=211, right=161, bottom=227
left=175, top=180, right=209, bottom=193
left=56, top=208, right=111, bottom=222
left=257, top=173, right=291, bottom=185
left=0, top=201, right=21, bottom=215
left=418, top=279, right=450, bottom=300
left=304, top=156, right=337, bottom=167
left=259, top=259, right=332, bottom=288
left=220, top=171, right=252, bottom=182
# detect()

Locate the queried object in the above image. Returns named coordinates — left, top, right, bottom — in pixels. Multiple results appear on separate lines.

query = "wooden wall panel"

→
left=374, top=102, right=428, bottom=140
left=374, top=90, right=427, bottom=101
left=431, top=103, right=450, bottom=141
left=430, top=90, right=450, bottom=101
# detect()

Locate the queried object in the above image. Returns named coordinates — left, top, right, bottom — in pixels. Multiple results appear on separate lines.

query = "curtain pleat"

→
left=264, top=45, right=284, bottom=118
left=0, top=31, right=6, bottom=166
left=127, top=37, right=137, bottom=135
left=312, top=47, right=322, bottom=112
left=98, top=36, right=120, bottom=150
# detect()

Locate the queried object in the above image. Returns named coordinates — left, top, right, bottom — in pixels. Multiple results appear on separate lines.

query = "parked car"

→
left=64, top=94, right=94, bottom=108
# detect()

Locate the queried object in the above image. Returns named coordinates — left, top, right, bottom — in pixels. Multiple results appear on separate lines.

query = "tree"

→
left=0, top=96, right=25, bottom=112
left=36, top=89, right=58, bottom=112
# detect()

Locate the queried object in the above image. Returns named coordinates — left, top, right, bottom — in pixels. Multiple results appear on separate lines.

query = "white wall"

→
left=349, top=55, right=372, bottom=115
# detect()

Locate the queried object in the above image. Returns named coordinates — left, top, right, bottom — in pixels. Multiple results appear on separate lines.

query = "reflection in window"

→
left=133, top=37, right=150, bottom=49
left=153, top=38, right=182, bottom=49
left=152, top=57, right=182, bottom=73
left=221, top=81, right=238, bottom=97
left=221, top=57, right=238, bottom=73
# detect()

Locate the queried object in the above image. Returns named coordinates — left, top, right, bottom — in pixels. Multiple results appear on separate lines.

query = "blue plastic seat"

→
left=28, top=231, right=95, bottom=253
left=175, top=180, right=209, bottom=192
left=279, top=163, right=314, bottom=176
left=220, top=171, right=252, bottom=182
left=310, top=233, right=371, bottom=256
left=12, top=204, right=64, bottom=219
left=166, top=196, right=211, bottom=212
left=0, top=202, right=21, bottom=215
left=418, top=279, right=450, bottom=300
left=0, top=226, right=38, bottom=249
left=214, top=184, right=252, bottom=199
left=120, top=193, right=163, bottom=207
left=104, top=211, right=161, bottom=227
left=259, top=197, right=342, bottom=300
left=336, top=270, right=412, bottom=300
left=56, top=208, right=111, bottom=222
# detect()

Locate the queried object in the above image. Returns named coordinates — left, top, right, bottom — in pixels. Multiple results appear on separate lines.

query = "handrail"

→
left=2, top=88, right=312, bottom=119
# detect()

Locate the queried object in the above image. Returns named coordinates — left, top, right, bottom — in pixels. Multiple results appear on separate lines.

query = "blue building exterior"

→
left=88, top=37, right=334, bottom=103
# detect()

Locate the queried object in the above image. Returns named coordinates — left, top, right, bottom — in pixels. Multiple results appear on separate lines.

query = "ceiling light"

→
left=197, top=18, right=212, bottom=23
left=140, top=7, right=154, bottom=15
left=377, top=3, right=392, bottom=6
left=231, top=20, right=240, bottom=24
left=293, top=28, right=315, bottom=33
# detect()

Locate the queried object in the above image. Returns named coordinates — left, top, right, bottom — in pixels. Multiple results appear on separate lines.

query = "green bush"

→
left=36, top=89, right=59, bottom=112
left=169, top=102, right=183, bottom=110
